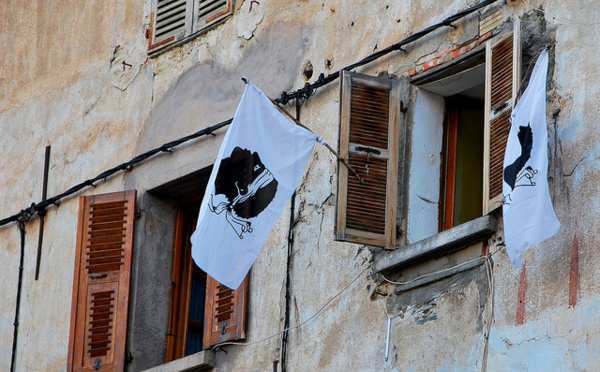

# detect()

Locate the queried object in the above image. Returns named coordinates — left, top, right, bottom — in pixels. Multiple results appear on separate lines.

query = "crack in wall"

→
left=417, top=195, right=436, bottom=204
left=562, top=156, right=598, bottom=177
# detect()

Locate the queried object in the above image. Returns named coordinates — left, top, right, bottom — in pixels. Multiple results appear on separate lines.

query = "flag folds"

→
left=502, top=50, right=560, bottom=267
left=191, top=82, right=317, bottom=289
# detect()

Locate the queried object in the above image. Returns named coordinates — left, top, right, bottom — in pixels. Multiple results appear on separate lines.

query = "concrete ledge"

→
left=373, top=215, right=498, bottom=273
left=143, top=351, right=215, bottom=372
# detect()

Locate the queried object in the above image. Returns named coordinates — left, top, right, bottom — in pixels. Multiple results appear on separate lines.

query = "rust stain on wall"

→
left=516, top=263, right=527, bottom=326
left=569, top=229, right=579, bottom=308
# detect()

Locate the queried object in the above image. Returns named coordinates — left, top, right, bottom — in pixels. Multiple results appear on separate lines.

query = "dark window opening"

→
left=440, top=96, right=485, bottom=231
left=167, top=196, right=208, bottom=360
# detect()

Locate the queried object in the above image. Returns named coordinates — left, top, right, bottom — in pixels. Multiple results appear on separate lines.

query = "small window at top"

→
left=149, top=0, right=234, bottom=54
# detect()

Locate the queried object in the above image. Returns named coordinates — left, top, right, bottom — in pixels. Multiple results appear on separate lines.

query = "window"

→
left=67, top=187, right=248, bottom=371
left=440, top=96, right=485, bottom=230
left=166, top=195, right=248, bottom=361
left=335, top=71, right=402, bottom=249
left=149, top=0, right=234, bottom=52
left=407, top=24, right=520, bottom=243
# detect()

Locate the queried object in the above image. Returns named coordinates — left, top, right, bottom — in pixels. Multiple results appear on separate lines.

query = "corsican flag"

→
left=190, top=82, right=318, bottom=289
left=502, top=49, right=560, bottom=267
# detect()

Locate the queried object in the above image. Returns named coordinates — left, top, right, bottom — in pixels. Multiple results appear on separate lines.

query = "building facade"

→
left=1, top=0, right=598, bottom=370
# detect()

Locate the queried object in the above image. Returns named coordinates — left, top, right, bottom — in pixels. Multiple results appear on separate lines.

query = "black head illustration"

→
left=209, top=147, right=278, bottom=238
left=504, top=124, right=533, bottom=191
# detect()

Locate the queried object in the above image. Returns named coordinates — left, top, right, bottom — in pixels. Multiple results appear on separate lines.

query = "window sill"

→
left=143, top=351, right=215, bottom=372
left=148, top=15, right=233, bottom=58
left=373, top=215, right=498, bottom=273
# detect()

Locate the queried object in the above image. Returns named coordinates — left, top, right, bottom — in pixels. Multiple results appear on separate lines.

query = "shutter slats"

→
left=490, top=35, right=513, bottom=109
left=203, top=275, right=248, bottom=349
left=346, top=154, right=387, bottom=234
left=198, top=0, right=226, bottom=19
left=68, top=191, right=136, bottom=372
left=151, top=0, right=233, bottom=51
left=484, top=25, right=520, bottom=212
left=336, top=71, right=399, bottom=248
left=155, top=0, right=187, bottom=39
left=195, top=0, right=232, bottom=32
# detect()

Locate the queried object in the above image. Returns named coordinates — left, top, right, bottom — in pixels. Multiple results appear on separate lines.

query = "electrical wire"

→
left=377, top=247, right=502, bottom=370
left=10, top=219, right=27, bottom=372
left=0, top=0, right=501, bottom=229
left=211, top=264, right=372, bottom=349
left=380, top=256, right=487, bottom=286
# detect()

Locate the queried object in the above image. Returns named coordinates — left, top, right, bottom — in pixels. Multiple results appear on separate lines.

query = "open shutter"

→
left=149, top=0, right=193, bottom=51
left=193, top=0, right=234, bottom=34
left=335, top=71, right=400, bottom=248
left=483, top=21, right=521, bottom=212
left=68, top=190, right=136, bottom=372
left=203, top=274, right=248, bottom=349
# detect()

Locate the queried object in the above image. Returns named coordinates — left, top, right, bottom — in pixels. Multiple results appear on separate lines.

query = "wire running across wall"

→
left=0, top=0, right=501, bottom=228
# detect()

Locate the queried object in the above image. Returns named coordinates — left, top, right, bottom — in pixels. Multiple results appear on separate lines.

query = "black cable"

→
left=10, top=218, right=27, bottom=372
left=281, top=102, right=301, bottom=372
left=0, top=0, right=500, bottom=229
left=0, top=118, right=232, bottom=228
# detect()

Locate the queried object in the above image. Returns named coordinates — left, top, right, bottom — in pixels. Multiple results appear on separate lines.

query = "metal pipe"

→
left=11, top=220, right=27, bottom=372
left=385, top=317, right=391, bottom=361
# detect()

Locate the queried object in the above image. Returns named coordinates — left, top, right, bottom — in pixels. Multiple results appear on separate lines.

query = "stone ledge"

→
left=373, top=215, right=498, bottom=273
left=143, top=351, right=215, bottom=372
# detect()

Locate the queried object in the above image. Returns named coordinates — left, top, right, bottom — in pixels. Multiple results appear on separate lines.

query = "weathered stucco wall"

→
left=2, top=0, right=600, bottom=371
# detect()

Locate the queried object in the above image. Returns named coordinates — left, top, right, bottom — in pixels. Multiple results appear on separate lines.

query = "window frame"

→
left=165, top=193, right=248, bottom=361
left=407, top=23, right=520, bottom=244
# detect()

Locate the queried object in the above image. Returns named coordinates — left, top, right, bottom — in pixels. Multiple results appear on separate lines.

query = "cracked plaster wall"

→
left=3, top=0, right=600, bottom=370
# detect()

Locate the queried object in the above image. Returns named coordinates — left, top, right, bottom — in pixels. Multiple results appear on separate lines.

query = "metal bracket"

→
left=492, top=102, right=509, bottom=115
left=355, top=146, right=382, bottom=155
left=93, top=358, right=102, bottom=371
left=90, top=274, right=108, bottom=280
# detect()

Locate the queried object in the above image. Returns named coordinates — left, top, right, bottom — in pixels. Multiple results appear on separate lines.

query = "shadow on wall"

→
left=137, top=23, right=313, bottom=154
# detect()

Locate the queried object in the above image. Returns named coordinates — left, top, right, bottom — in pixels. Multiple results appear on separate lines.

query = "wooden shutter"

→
left=335, top=71, right=400, bottom=248
left=483, top=21, right=521, bottom=212
left=68, top=190, right=136, bottom=372
left=203, top=274, right=248, bottom=349
left=193, top=0, right=234, bottom=34
left=149, top=0, right=193, bottom=50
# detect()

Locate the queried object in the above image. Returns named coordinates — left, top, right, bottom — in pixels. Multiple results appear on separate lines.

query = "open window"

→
left=166, top=196, right=206, bottom=360
left=165, top=189, right=248, bottom=362
left=408, top=24, right=520, bottom=243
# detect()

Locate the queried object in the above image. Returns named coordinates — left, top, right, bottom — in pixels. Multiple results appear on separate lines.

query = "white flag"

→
left=502, top=49, right=560, bottom=267
left=190, top=82, right=317, bottom=289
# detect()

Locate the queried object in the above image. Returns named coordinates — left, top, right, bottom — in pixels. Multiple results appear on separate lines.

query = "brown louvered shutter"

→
left=68, top=190, right=136, bottom=372
left=484, top=22, right=520, bottom=212
left=335, top=71, right=400, bottom=248
left=203, top=274, right=248, bottom=349
left=193, top=0, right=233, bottom=34
left=149, top=0, right=193, bottom=50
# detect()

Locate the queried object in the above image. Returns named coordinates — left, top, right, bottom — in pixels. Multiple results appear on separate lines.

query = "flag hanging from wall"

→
left=502, top=49, right=560, bottom=268
left=190, top=82, right=318, bottom=289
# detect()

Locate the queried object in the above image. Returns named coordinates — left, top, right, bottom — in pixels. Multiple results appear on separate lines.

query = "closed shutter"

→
left=335, top=71, right=400, bottom=248
left=149, top=0, right=193, bottom=50
left=193, top=0, right=233, bottom=34
left=203, top=274, right=248, bottom=349
left=483, top=22, right=521, bottom=212
left=68, top=190, right=137, bottom=372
